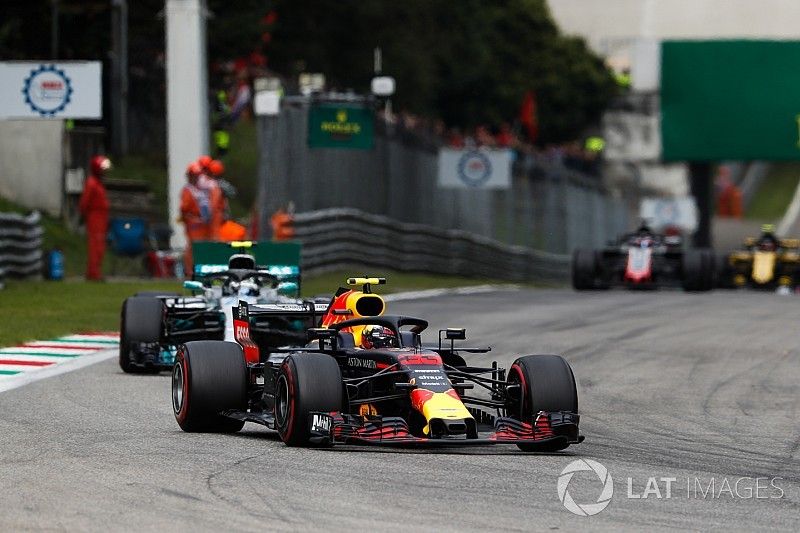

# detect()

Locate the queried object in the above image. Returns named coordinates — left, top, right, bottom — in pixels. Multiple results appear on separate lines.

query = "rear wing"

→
left=192, top=240, right=302, bottom=296
left=742, top=237, right=800, bottom=249
left=234, top=300, right=330, bottom=351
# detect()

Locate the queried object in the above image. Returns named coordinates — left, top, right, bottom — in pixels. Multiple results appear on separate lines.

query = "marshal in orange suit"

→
left=79, top=155, right=112, bottom=280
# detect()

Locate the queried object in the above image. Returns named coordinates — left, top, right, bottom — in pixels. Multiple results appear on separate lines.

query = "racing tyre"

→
left=682, top=249, right=713, bottom=292
left=715, top=253, right=736, bottom=288
left=701, top=249, right=715, bottom=290
left=572, top=249, right=597, bottom=290
left=507, top=355, right=578, bottom=452
left=172, top=341, right=246, bottom=433
left=120, top=296, right=163, bottom=373
left=134, top=291, right=180, bottom=298
left=275, top=353, right=342, bottom=447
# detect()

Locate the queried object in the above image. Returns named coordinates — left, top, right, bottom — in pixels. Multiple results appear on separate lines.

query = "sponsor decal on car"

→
left=310, top=413, right=333, bottom=433
left=347, top=357, right=378, bottom=369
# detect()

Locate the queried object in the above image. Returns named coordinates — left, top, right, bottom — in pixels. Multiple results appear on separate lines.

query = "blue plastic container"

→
left=47, top=249, right=64, bottom=280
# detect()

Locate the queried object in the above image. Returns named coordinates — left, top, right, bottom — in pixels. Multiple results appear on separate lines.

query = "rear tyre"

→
left=715, top=253, right=736, bottom=288
left=120, top=296, right=163, bottom=374
left=572, top=249, right=597, bottom=290
left=172, top=341, right=246, bottom=433
left=700, top=249, right=715, bottom=290
left=507, top=355, right=578, bottom=452
left=275, top=354, right=342, bottom=447
left=682, top=250, right=714, bottom=291
left=134, top=291, right=180, bottom=298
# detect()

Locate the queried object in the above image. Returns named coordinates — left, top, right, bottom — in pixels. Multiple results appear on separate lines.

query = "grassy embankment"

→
left=746, top=163, right=800, bottom=221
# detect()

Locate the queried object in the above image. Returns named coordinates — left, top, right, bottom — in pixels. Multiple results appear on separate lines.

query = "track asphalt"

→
left=1, top=289, right=798, bottom=531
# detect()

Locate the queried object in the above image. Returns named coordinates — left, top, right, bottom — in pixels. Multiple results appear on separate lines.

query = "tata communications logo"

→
left=22, top=64, right=73, bottom=116
left=557, top=459, right=614, bottom=516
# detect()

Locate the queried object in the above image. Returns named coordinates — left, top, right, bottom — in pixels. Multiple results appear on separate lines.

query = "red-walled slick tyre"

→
left=274, top=354, right=342, bottom=447
left=507, top=354, right=578, bottom=451
left=172, top=341, right=246, bottom=433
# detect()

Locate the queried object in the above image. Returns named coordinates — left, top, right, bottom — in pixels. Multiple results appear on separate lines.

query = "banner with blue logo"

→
left=437, top=148, right=512, bottom=190
left=0, top=62, right=102, bottom=119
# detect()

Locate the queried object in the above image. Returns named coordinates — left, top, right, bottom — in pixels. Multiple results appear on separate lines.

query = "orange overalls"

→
left=180, top=183, right=211, bottom=275
left=198, top=174, right=226, bottom=240
left=79, top=174, right=109, bottom=280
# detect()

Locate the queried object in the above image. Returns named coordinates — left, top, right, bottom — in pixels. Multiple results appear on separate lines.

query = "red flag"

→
left=519, top=90, right=539, bottom=143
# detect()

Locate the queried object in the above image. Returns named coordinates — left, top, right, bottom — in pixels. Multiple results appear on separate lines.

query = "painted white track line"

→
left=383, top=284, right=521, bottom=302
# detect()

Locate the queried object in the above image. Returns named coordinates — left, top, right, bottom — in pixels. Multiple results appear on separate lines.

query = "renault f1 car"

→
left=171, top=278, right=582, bottom=451
left=119, top=242, right=304, bottom=374
left=716, top=227, right=800, bottom=290
left=572, top=225, right=714, bottom=291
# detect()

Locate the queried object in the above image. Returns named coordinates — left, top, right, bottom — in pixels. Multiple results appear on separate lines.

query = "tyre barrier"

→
left=292, top=208, right=570, bottom=282
left=0, top=211, right=44, bottom=284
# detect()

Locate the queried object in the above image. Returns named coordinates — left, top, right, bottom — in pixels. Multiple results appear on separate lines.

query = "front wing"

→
left=308, top=411, right=583, bottom=450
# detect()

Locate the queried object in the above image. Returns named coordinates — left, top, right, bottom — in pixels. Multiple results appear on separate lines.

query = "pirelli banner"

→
left=307, top=103, right=374, bottom=149
left=438, top=148, right=512, bottom=190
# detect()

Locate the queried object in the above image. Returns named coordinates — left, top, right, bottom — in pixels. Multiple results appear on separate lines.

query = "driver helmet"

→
left=361, top=325, right=398, bottom=349
left=759, top=224, right=778, bottom=249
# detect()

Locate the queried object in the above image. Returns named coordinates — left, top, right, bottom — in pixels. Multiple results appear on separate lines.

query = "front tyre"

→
left=275, top=354, right=342, bottom=447
left=507, top=355, right=578, bottom=451
left=172, top=341, right=246, bottom=433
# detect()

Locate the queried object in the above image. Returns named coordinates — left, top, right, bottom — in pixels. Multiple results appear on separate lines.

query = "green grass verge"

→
left=0, top=280, right=177, bottom=347
left=746, top=163, right=800, bottom=220
left=0, top=271, right=502, bottom=347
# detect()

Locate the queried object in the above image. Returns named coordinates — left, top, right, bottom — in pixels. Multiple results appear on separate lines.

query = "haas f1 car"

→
left=119, top=242, right=303, bottom=374
left=717, top=225, right=800, bottom=290
left=572, top=225, right=714, bottom=291
left=171, top=278, right=583, bottom=451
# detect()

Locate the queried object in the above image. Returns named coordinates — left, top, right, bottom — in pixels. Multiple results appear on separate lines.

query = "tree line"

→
left=0, top=0, right=615, bottom=144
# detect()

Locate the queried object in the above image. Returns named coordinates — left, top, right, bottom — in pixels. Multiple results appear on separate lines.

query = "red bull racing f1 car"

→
left=572, top=224, right=714, bottom=291
left=171, top=278, right=583, bottom=451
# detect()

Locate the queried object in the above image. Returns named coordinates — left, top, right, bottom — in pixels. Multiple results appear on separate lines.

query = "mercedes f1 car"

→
left=119, top=241, right=304, bottom=373
left=716, top=226, right=800, bottom=290
left=572, top=225, right=714, bottom=291
left=171, top=278, right=583, bottom=451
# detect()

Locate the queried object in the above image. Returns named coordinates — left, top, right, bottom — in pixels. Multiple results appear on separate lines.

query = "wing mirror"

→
left=439, top=328, right=466, bottom=351
left=445, top=328, right=466, bottom=340
left=308, top=328, right=338, bottom=349
left=183, top=280, right=204, bottom=292
left=277, top=281, right=299, bottom=297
